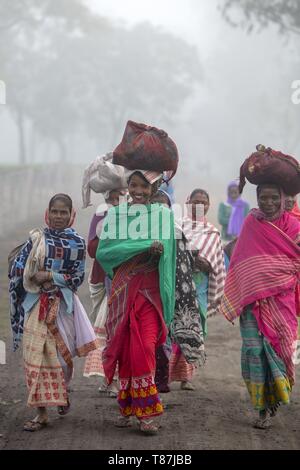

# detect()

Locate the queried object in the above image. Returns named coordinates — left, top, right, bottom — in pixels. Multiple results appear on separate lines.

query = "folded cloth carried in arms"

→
left=239, top=144, right=300, bottom=196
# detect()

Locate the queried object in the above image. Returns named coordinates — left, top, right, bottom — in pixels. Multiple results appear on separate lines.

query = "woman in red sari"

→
left=220, top=183, right=300, bottom=429
left=97, top=171, right=176, bottom=434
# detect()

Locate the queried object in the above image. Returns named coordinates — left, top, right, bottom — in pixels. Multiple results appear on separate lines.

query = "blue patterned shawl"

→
left=9, top=227, right=86, bottom=350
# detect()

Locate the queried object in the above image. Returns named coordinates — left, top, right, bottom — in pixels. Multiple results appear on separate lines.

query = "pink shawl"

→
left=220, top=211, right=300, bottom=382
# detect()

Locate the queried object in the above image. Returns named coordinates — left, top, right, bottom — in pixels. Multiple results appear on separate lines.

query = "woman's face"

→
left=48, top=199, right=71, bottom=230
left=190, top=191, right=210, bottom=218
left=107, top=190, right=123, bottom=207
left=257, top=187, right=281, bottom=217
left=228, top=186, right=240, bottom=201
left=285, top=195, right=296, bottom=212
left=128, top=173, right=152, bottom=205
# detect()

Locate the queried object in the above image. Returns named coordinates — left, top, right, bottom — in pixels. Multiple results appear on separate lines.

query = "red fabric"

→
left=113, top=120, right=178, bottom=180
left=88, top=237, right=105, bottom=284
left=239, top=146, right=300, bottom=196
left=39, top=293, right=49, bottom=321
left=103, top=267, right=167, bottom=384
left=221, top=212, right=300, bottom=322
left=116, top=288, right=165, bottom=419
left=118, top=291, right=161, bottom=380
left=103, top=265, right=167, bottom=419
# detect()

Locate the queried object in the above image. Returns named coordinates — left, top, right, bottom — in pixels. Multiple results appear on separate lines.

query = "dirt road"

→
left=1, top=213, right=300, bottom=450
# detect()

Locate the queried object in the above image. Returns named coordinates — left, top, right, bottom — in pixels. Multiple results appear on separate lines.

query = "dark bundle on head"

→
left=239, top=144, right=300, bottom=196
left=113, top=120, right=179, bottom=180
left=49, top=193, right=73, bottom=211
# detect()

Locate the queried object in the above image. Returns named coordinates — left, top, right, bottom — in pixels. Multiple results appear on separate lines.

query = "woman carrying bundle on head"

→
left=97, top=170, right=176, bottom=435
left=220, top=182, right=300, bottom=429
left=9, top=194, right=98, bottom=431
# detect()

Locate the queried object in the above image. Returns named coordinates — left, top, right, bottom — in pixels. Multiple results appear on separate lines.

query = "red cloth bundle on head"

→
left=239, top=145, right=300, bottom=196
left=113, top=120, right=179, bottom=180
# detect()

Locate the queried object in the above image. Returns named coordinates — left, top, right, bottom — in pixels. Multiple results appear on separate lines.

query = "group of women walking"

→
left=8, top=139, right=300, bottom=437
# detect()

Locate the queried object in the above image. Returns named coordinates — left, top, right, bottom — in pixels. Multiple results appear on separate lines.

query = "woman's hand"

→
left=195, top=257, right=211, bottom=273
left=150, top=241, right=164, bottom=257
left=42, top=280, right=53, bottom=291
left=31, top=271, right=52, bottom=286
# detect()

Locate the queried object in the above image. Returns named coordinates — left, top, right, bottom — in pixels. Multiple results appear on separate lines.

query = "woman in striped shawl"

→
left=169, top=189, right=226, bottom=390
left=183, top=189, right=226, bottom=334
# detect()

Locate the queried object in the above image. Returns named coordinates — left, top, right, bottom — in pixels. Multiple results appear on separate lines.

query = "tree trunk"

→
left=29, top=123, right=37, bottom=163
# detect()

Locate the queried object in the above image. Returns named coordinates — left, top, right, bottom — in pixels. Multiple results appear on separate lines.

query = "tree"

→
left=0, top=0, right=98, bottom=164
left=221, top=0, right=300, bottom=35
left=79, top=22, right=202, bottom=150
left=0, top=0, right=202, bottom=164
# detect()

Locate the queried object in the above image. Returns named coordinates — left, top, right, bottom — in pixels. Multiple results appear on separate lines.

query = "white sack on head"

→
left=82, top=152, right=128, bottom=208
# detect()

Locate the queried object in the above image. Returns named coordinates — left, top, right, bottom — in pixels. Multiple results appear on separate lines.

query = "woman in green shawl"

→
left=97, top=170, right=176, bottom=435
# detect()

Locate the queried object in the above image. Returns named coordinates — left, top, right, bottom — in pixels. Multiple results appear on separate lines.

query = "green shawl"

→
left=96, top=202, right=176, bottom=326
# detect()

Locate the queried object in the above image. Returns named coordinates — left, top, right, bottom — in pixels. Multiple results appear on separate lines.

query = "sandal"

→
left=23, top=419, right=48, bottom=432
left=115, top=416, right=132, bottom=428
left=181, top=381, right=195, bottom=391
left=253, top=410, right=271, bottom=429
left=57, top=398, right=70, bottom=416
left=140, top=419, right=159, bottom=435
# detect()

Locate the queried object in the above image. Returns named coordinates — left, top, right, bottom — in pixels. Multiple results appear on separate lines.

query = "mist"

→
left=1, top=0, right=299, bottom=229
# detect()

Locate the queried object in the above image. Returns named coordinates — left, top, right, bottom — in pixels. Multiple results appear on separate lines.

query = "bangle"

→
left=48, top=271, right=53, bottom=282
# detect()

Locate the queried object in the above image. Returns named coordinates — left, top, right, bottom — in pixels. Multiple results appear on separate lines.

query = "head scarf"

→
left=125, top=169, right=163, bottom=185
left=44, top=207, right=76, bottom=228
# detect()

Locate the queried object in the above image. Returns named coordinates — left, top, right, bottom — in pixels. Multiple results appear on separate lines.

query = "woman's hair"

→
left=189, top=188, right=210, bottom=202
left=256, top=183, right=281, bottom=198
left=49, top=193, right=73, bottom=211
left=151, top=190, right=172, bottom=208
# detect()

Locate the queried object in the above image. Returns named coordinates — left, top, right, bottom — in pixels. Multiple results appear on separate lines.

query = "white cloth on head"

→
left=82, top=153, right=127, bottom=208
left=124, top=168, right=163, bottom=184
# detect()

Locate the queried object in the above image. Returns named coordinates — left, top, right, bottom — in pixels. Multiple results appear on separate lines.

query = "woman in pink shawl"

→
left=220, top=183, right=300, bottom=429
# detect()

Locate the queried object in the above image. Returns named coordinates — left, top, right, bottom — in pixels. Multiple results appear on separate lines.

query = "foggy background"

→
left=1, top=0, right=299, bottom=236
